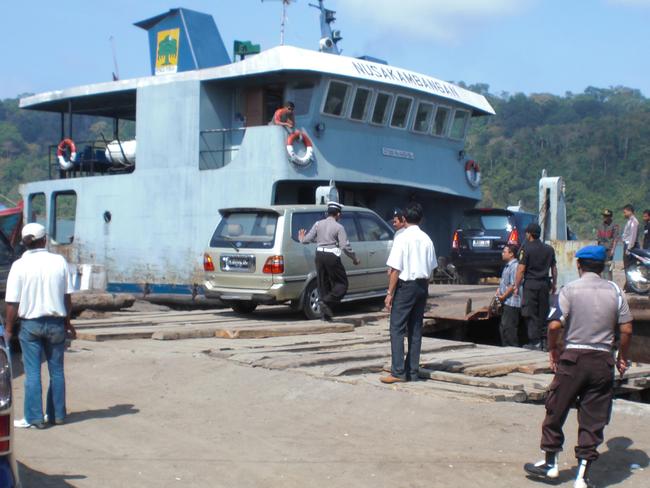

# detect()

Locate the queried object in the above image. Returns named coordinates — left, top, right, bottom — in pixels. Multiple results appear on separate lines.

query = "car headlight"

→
left=0, top=346, right=11, bottom=410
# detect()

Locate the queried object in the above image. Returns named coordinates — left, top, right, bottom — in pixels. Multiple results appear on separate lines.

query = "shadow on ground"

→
left=594, top=437, right=649, bottom=487
left=18, top=463, right=86, bottom=487
left=65, top=403, right=139, bottom=424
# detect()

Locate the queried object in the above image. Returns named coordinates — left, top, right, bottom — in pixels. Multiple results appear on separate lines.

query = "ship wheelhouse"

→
left=18, top=44, right=494, bottom=292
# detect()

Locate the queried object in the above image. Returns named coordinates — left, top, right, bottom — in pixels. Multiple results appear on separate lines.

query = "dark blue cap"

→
left=575, top=245, right=607, bottom=262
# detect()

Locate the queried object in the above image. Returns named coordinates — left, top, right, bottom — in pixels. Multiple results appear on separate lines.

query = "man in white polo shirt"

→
left=381, top=202, right=436, bottom=383
left=5, top=223, right=76, bottom=429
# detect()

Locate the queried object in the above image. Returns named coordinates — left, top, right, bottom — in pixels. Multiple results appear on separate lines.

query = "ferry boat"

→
left=17, top=2, right=495, bottom=296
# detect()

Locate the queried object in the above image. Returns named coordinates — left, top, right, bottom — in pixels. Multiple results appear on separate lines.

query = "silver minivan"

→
left=203, top=205, right=394, bottom=318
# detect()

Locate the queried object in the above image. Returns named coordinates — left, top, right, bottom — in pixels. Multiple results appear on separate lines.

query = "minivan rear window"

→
left=210, top=212, right=278, bottom=249
left=460, top=214, right=511, bottom=231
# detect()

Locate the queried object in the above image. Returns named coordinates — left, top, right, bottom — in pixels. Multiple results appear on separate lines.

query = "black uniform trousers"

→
left=315, top=251, right=348, bottom=307
left=541, top=349, right=615, bottom=461
left=499, top=304, right=521, bottom=347
left=521, top=281, right=550, bottom=344
left=389, top=279, right=428, bottom=380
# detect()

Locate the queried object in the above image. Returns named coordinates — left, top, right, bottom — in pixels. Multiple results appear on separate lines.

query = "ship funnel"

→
left=135, top=8, right=231, bottom=75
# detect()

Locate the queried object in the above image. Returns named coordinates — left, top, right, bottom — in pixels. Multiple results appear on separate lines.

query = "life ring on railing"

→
left=286, top=130, right=314, bottom=167
left=56, top=138, right=77, bottom=170
left=465, top=159, right=481, bottom=188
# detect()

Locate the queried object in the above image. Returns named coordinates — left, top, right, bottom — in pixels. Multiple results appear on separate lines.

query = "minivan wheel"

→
left=302, top=281, right=321, bottom=320
left=231, top=301, right=258, bottom=314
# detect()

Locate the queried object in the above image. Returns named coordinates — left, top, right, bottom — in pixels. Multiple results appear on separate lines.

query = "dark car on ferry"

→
left=450, top=208, right=537, bottom=284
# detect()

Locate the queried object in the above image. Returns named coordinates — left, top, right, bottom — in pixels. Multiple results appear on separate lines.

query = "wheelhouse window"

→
left=52, top=191, right=77, bottom=245
left=432, top=106, right=451, bottom=137
left=390, top=96, right=413, bottom=129
left=412, top=102, right=434, bottom=133
left=449, top=109, right=470, bottom=139
left=349, top=87, right=372, bottom=121
left=291, top=82, right=315, bottom=116
left=322, top=80, right=351, bottom=117
left=28, top=193, right=46, bottom=227
left=370, top=92, right=393, bottom=125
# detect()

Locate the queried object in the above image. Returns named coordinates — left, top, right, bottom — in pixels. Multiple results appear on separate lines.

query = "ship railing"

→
left=48, top=137, right=135, bottom=179
left=199, top=128, right=246, bottom=170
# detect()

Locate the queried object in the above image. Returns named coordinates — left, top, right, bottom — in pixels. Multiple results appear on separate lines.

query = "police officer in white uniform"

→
left=381, top=202, right=436, bottom=383
left=524, top=245, right=633, bottom=488
left=299, top=202, right=360, bottom=320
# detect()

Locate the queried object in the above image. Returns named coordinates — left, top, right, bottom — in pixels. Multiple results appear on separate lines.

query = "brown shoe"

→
left=380, top=375, right=406, bottom=384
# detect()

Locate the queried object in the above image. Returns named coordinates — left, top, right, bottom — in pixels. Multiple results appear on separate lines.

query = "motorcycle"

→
left=626, top=248, right=650, bottom=294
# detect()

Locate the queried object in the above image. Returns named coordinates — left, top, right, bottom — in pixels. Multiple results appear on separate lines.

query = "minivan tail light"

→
left=508, top=228, right=519, bottom=245
left=263, top=255, right=284, bottom=274
left=203, top=253, right=215, bottom=272
left=0, top=414, right=10, bottom=453
left=452, top=231, right=460, bottom=250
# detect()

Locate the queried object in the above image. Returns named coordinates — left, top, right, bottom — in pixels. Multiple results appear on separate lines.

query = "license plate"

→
left=220, top=254, right=255, bottom=272
left=472, top=239, right=491, bottom=248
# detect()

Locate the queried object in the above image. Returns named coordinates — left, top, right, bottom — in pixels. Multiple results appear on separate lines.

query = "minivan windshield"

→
left=210, top=212, right=278, bottom=249
left=460, top=214, right=511, bottom=231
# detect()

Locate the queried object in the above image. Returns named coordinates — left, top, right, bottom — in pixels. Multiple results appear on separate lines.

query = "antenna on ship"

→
left=109, top=36, right=120, bottom=81
left=262, top=0, right=294, bottom=45
left=309, top=0, right=342, bottom=54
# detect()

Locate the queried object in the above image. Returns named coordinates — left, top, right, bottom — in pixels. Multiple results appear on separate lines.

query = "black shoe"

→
left=319, top=302, right=333, bottom=320
left=524, top=460, right=559, bottom=480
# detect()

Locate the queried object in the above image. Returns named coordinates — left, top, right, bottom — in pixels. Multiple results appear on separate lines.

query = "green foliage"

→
left=465, top=85, right=650, bottom=239
left=0, top=97, right=134, bottom=206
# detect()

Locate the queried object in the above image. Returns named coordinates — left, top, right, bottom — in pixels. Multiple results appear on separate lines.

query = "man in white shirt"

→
left=5, top=223, right=76, bottom=429
left=381, top=203, right=436, bottom=383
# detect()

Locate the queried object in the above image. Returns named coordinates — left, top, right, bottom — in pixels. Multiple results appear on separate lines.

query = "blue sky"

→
left=2, top=0, right=649, bottom=99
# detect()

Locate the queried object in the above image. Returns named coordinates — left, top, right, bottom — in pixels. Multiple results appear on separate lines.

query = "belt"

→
left=317, top=247, right=341, bottom=257
left=565, top=344, right=611, bottom=352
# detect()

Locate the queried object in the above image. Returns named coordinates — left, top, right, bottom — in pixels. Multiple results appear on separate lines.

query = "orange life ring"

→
left=465, top=159, right=481, bottom=188
left=286, top=130, right=314, bottom=166
left=56, top=138, right=77, bottom=170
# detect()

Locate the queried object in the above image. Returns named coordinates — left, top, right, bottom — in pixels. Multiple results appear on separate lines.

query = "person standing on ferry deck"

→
left=4, top=223, right=76, bottom=429
left=299, top=202, right=360, bottom=321
left=621, top=204, right=639, bottom=291
left=380, top=202, right=436, bottom=384
left=514, top=223, right=557, bottom=351
left=595, top=209, right=619, bottom=281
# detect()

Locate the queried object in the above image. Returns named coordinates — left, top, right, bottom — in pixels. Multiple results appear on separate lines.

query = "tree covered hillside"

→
left=1, top=87, right=649, bottom=237
left=463, top=84, right=650, bottom=237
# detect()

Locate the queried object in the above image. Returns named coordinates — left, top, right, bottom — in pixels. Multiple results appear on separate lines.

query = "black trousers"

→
left=389, top=279, right=428, bottom=380
left=541, top=349, right=615, bottom=461
left=315, top=251, right=348, bottom=306
left=521, top=282, right=550, bottom=344
left=499, top=304, right=521, bottom=347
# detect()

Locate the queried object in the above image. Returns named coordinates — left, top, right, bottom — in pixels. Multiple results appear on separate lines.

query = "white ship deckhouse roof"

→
left=21, top=45, right=494, bottom=116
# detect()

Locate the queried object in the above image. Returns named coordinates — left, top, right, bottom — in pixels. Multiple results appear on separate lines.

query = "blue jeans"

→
left=18, top=317, right=67, bottom=424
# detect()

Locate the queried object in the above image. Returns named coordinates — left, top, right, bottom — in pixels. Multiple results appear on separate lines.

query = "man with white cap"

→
left=4, top=222, right=76, bottom=429
left=299, top=202, right=360, bottom=321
